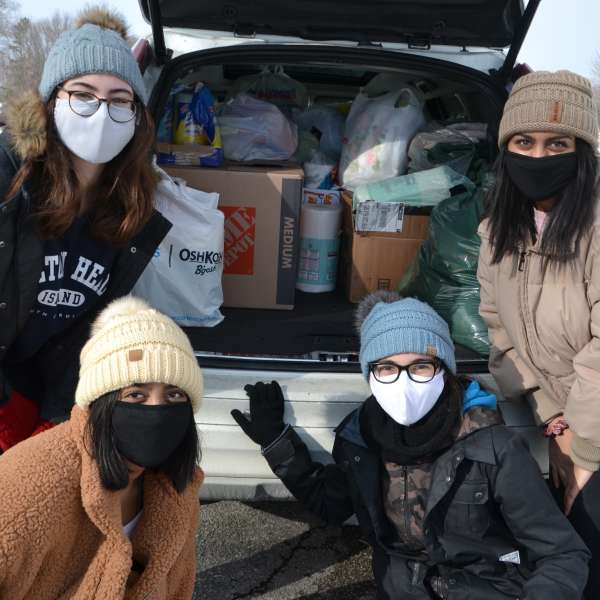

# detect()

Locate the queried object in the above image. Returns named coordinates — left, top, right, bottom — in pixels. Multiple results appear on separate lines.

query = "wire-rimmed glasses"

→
left=57, top=87, right=137, bottom=123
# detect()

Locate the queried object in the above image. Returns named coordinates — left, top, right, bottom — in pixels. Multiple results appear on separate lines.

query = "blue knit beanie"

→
left=39, top=8, right=147, bottom=104
left=358, top=293, right=456, bottom=379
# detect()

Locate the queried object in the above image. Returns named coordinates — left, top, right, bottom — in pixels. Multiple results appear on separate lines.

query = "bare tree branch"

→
left=0, top=11, right=72, bottom=103
left=0, top=0, right=19, bottom=40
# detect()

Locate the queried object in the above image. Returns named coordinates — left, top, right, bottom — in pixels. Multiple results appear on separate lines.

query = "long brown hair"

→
left=6, top=94, right=158, bottom=246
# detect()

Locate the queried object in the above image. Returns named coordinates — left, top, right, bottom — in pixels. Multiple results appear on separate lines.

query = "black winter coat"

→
left=0, top=133, right=171, bottom=419
left=263, top=406, right=590, bottom=599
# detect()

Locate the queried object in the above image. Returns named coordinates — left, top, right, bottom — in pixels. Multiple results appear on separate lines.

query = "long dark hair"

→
left=6, top=94, right=158, bottom=246
left=85, top=391, right=200, bottom=493
left=485, top=142, right=599, bottom=265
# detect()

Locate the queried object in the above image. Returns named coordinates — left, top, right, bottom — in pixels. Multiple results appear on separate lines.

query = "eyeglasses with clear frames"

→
left=57, top=87, right=137, bottom=123
left=369, top=359, right=441, bottom=384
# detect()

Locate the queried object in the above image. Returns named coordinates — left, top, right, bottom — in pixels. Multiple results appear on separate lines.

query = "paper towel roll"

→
left=296, top=203, right=343, bottom=293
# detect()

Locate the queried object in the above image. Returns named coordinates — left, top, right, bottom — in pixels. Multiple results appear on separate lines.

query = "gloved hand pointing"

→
left=231, top=380, right=287, bottom=447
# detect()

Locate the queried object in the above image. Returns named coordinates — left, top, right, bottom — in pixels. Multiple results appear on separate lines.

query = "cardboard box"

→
left=164, top=165, right=303, bottom=310
left=341, top=191, right=430, bottom=303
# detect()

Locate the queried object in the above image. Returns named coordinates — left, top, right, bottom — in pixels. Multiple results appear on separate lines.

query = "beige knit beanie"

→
left=498, top=70, right=599, bottom=148
left=75, top=296, right=203, bottom=412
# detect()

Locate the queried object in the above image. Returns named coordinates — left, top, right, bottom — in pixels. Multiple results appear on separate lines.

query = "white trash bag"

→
left=133, top=170, right=225, bottom=327
left=340, top=84, right=426, bottom=189
left=218, top=93, right=298, bottom=162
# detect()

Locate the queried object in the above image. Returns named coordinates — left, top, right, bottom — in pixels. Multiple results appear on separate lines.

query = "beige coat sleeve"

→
left=566, top=228, right=600, bottom=471
left=477, top=226, right=541, bottom=401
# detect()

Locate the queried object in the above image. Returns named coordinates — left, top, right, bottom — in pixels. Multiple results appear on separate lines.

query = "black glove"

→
left=231, top=380, right=286, bottom=447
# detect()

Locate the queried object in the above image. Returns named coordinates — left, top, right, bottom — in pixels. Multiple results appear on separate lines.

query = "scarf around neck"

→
left=359, top=385, right=461, bottom=465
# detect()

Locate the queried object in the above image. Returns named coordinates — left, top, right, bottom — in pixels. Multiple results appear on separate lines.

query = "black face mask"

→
left=504, top=151, right=578, bottom=202
left=112, top=401, right=192, bottom=469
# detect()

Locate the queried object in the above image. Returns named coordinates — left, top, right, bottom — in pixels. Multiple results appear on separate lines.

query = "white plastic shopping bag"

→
left=340, top=83, right=426, bottom=189
left=133, top=169, right=225, bottom=327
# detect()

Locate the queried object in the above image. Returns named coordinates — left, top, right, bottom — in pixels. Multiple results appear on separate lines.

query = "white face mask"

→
left=369, top=369, right=445, bottom=426
left=53, top=98, right=136, bottom=165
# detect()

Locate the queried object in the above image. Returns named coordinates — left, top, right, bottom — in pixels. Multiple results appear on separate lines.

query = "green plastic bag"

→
left=398, top=183, right=490, bottom=356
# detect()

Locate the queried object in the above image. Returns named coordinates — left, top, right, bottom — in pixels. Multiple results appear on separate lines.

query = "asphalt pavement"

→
left=193, top=500, right=377, bottom=599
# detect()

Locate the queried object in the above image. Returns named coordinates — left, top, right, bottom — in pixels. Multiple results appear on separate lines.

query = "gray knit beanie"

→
left=39, top=8, right=147, bottom=104
left=357, top=292, right=456, bottom=380
left=498, top=70, right=598, bottom=149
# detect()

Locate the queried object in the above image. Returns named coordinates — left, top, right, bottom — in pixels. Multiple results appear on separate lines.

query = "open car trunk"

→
left=142, top=0, right=541, bottom=82
left=149, top=44, right=506, bottom=371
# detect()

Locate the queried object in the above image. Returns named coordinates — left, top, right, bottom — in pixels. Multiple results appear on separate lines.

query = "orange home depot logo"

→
left=220, top=206, right=256, bottom=275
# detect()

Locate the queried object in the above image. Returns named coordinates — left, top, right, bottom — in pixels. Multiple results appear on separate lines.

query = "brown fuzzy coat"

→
left=0, top=406, right=203, bottom=599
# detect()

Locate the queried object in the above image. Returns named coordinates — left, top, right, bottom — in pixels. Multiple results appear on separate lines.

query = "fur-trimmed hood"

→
left=4, top=89, right=48, bottom=161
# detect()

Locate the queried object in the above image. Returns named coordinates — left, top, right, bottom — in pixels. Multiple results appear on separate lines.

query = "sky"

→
left=15, top=0, right=600, bottom=83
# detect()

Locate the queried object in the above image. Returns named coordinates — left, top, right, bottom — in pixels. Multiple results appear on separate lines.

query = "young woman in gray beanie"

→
left=233, top=292, right=589, bottom=599
left=478, top=70, right=600, bottom=596
left=0, top=8, right=170, bottom=449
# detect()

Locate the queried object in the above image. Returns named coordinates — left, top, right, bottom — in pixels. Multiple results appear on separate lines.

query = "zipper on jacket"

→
left=402, top=466, right=409, bottom=543
left=518, top=249, right=539, bottom=372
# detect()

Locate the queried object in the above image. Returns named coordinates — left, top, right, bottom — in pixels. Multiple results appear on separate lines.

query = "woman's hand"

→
left=549, top=429, right=595, bottom=515
left=549, top=429, right=574, bottom=490
left=231, top=381, right=287, bottom=447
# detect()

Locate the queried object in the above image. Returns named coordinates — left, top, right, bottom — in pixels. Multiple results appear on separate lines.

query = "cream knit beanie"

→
left=498, top=70, right=599, bottom=149
left=75, top=296, right=203, bottom=412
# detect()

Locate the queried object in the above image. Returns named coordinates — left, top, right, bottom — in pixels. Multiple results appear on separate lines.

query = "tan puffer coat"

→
left=477, top=214, right=600, bottom=471
left=0, top=405, right=203, bottom=599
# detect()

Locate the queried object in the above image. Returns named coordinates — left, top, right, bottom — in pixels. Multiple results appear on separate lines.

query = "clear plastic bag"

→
left=218, top=93, right=298, bottom=162
left=303, top=150, right=337, bottom=189
left=189, top=83, right=221, bottom=147
left=228, top=66, right=308, bottom=117
left=408, top=128, right=476, bottom=175
left=156, top=83, right=187, bottom=143
left=294, top=130, right=321, bottom=163
left=296, top=105, right=346, bottom=159
left=340, top=84, right=426, bottom=189
left=157, top=82, right=224, bottom=168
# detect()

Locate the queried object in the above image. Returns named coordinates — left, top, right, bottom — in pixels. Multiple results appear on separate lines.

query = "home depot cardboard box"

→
left=341, top=191, right=430, bottom=303
left=164, top=164, right=303, bottom=310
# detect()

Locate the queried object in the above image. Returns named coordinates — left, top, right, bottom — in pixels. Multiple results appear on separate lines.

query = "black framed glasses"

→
left=369, top=359, right=441, bottom=384
left=57, top=87, right=137, bottom=123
